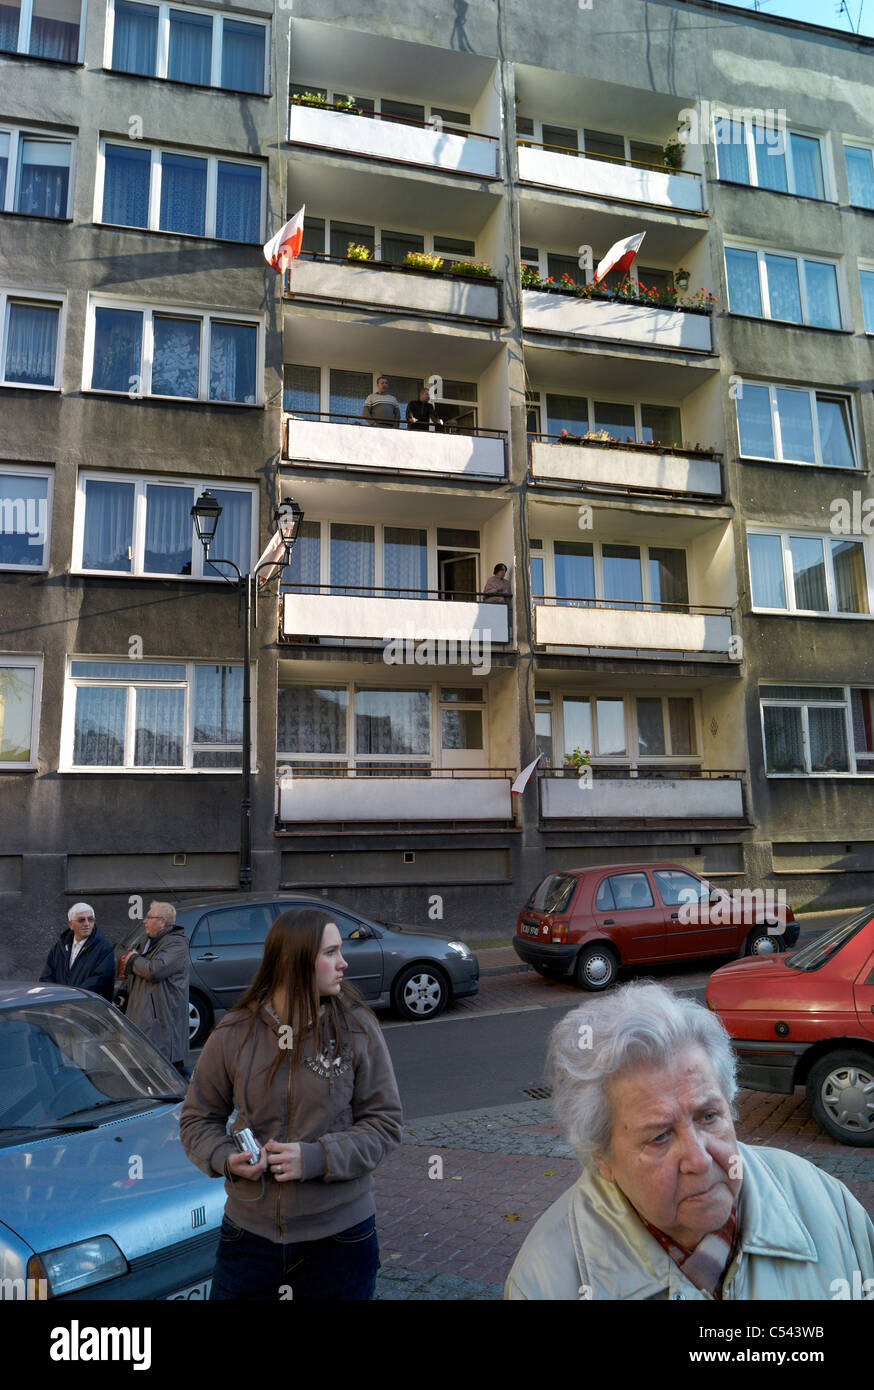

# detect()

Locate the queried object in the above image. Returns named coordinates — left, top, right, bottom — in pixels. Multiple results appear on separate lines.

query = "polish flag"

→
left=256, top=529, right=288, bottom=586
left=263, top=205, right=306, bottom=274
left=512, top=752, right=543, bottom=796
left=593, top=231, right=645, bottom=284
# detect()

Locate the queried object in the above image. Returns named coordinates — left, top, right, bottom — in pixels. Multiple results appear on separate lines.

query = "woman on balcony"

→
left=483, top=563, right=512, bottom=604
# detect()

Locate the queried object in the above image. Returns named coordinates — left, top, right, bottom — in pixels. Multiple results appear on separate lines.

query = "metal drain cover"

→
left=522, top=1085, right=552, bottom=1099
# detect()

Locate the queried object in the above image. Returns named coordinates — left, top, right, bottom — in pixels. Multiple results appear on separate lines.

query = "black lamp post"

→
left=191, top=490, right=304, bottom=891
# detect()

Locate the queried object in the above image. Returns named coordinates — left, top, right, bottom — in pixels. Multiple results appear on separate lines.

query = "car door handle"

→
left=601, top=919, right=614, bottom=926
left=195, top=952, right=219, bottom=961
left=670, top=912, right=679, bottom=919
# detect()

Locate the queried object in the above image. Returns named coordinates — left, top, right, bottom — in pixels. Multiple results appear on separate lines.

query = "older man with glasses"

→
left=119, top=902, right=190, bottom=1076
left=39, top=903, right=116, bottom=1001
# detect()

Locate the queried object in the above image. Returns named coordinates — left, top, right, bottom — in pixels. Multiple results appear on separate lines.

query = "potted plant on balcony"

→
left=674, top=266, right=691, bottom=291
left=520, top=262, right=541, bottom=288
left=663, top=135, right=684, bottom=170
left=290, top=91, right=329, bottom=109
left=403, top=250, right=444, bottom=272
left=448, top=260, right=494, bottom=279
left=347, top=242, right=373, bottom=261
left=562, top=747, right=592, bottom=778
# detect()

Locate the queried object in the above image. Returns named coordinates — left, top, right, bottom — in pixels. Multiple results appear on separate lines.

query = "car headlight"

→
left=28, top=1236, right=127, bottom=1297
left=447, top=941, right=472, bottom=959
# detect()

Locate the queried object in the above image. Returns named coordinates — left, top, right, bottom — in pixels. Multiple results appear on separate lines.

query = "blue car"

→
left=0, top=983, right=223, bottom=1300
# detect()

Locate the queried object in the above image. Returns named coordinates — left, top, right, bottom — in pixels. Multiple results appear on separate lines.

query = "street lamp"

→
left=191, top=490, right=304, bottom=891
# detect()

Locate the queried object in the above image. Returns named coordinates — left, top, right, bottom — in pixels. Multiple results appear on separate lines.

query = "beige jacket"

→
left=506, top=1143, right=874, bottom=1300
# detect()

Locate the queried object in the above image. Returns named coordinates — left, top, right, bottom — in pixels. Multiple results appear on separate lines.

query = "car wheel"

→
left=744, top=924, right=786, bottom=956
left=574, top=945, right=618, bottom=992
left=806, top=1051, right=874, bottom=1147
left=392, top=964, right=449, bottom=1021
left=189, top=991, right=212, bottom=1050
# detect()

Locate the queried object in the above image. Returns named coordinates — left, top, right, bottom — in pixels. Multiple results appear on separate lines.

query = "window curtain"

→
left=602, top=544, right=642, bottom=608
left=4, top=302, right=57, bottom=384
left=775, top=388, right=815, bottom=462
left=803, top=261, right=840, bottom=328
left=725, top=248, right=761, bottom=316
left=0, top=133, right=8, bottom=204
left=220, top=18, right=263, bottom=93
left=132, top=688, right=183, bottom=766
left=790, top=134, right=824, bottom=199
left=16, top=140, right=69, bottom=217
left=215, top=162, right=260, bottom=242
left=281, top=519, right=320, bottom=594
left=546, top=393, right=589, bottom=436
left=851, top=690, right=874, bottom=764
left=753, top=128, right=787, bottom=192
left=102, top=143, right=150, bottom=226
left=831, top=540, right=868, bottom=614
left=92, top=307, right=141, bottom=391
left=208, top=320, right=256, bottom=403
left=593, top=401, right=635, bottom=441
left=648, top=548, right=688, bottom=607
left=30, top=0, right=79, bottom=59
left=714, top=119, right=749, bottom=182
left=193, top=665, right=242, bottom=744
left=636, top=698, right=665, bottom=755
left=0, top=473, right=47, bottom=566
left=152, top=316, right=200, bottom=397
left=144, top=484, right=194, bottom=573
left=82, top=478, right=134, bottom=570
left=816, top=396, right=855, bottom=468
left=330, top=523, right=373, bottom=595
left=562, top=699, right=593, bottom=757
left=276, top=686, right=347, bottom=755
left=283, top=363, right=319, bottom=415
left=167, top=8, right=211, bottom=83
left=861, top=270, right=874, bottom=333
left=668, top=698, right=696, bottom=755
left=159, top=153, right=206, bottom=235
left=74, top=686, right=126, bottom=765
left=554, top=541, right=594, bottom=605
left=354, top=689, right=430, bottom=756
left=0, top=2, right=21, bottom=51
left=788, top=536, right=828, bottom=610
left=211, top=488, right=251, bottom=574
left=748, top=534, right=786, bottom=608
left=111, top=1, right=157, bottom=75
left=762, top=706, right=804, bottom=773
left=846, top=146, right=874, bottom=209
left=736, top=384, right=774, bottom=457
left=764, top=254, right=801, bottom=321
left=329, top=368, right=371, bottom=422
left=384, top=527, right=427, bottom=598
left=0, top=666, right=34, bottom=760
left=808, top=706, right=848, bottom=772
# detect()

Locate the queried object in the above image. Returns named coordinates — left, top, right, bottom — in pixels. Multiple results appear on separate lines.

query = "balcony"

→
left=289, top=102, right=499, bottom=178
left=538, top=769, right=745, bottom=820
left=287, top=254, right=501, bottom=324
left=533, top=600, right=733, bottom=656
left=282, top=587, right=510, bottom=644
left=277, top=768, right=514, bottom=823
left=522, top=290, right=712, bottom=352
left=284, top=414, right=507, bottom=480
left=529, top=437, right=723, bottom=499
left=517, top=142, right=703, bottom=213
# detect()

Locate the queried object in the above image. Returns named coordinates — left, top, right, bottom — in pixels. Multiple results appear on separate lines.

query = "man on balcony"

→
left=363, top=375, right=401, bottom=427
left=406, top=386, right=444, bottom=432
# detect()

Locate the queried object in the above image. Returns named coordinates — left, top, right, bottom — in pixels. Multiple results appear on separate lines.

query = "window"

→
left=0, top=656, right=42, bottom=768
left=204, top=903, right=275, bottom=945
left=542, top=538, right=689, bottom=610
left=860, top=267, right=874, bottom=334
left=99, top=141, right=262, bottom=242
left=0, top=466, right=52, bottom=569
left=736, top=383, right=857, bottom=468
left=725, top=245, right=842, bottom=329
left=0, top=129, right=73, bottom=218
left=715, top=117, right=827, bottom=199
left=74, top=471, right=255, bottom=578
left=517, top=120, right=667, bottom=172
left=538, top=689, right=700, bottom=771
left=845, top=143, right=874, bottom=209
left=299, top=217, right=476, bottom=264
left=64, top=660, right=245, bottom=769
left=108, top=0, right=268, bottom=93
left=283, top=365, right=478, bottom=429
left=604, top=872, right=654, bottom=910
left=760, top=684, right=874, bottom=776
left=538, top=391, right=683, bottom=447
left=86, top=298, right=261, bottom=403
left=653, top=869, right=708, bottom=907
left=0, top=0, right=81, bottom=59
left=440, top=687, right=483, bottom=751
left=747, top=530, right=870, bottom=615
left=0, top=290, right=63, bottom=388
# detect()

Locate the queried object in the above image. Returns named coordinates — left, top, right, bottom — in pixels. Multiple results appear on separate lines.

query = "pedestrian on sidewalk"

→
left=180, top=907, right=403, bottom=1301
left=39, top=903, right=115, bottom=1001
left=119, top=902, right=189, bottom=1075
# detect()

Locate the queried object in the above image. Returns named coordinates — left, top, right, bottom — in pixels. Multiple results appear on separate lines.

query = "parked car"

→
left=513, top=862, right=797, bottom=991
left=116, top=894, right=479, bottom=1047
left=705, top=906, right=874, bottom=1146
left=0, top=982, right=223, bottom=1299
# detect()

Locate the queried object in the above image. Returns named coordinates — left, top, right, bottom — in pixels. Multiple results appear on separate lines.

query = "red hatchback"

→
left=513, top=862, right=797, bottom=991
left=706, top=907, right=874, bottom=1146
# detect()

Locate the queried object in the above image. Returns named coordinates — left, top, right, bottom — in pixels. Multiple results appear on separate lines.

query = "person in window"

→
left=483, top=563, right=512, bottom=604
left=39, top=903, right=115, bottom=1002
left=406, top=387, right=444, bottom=431
left=362, top=375, right=401, bottom=427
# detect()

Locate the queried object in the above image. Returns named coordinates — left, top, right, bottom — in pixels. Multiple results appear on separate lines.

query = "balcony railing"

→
left=284, top=411, right=507, bottom=479
left=276, top=765, right=515, bottom=822
left=289, top=99, right=499, bottom=177
left=532, top=597, right=733, bottom=655
left=516, top=139, right=704, bottom=213
left=282, top=583, right=511, bottom=643
left=285, top=254, right=502, bottom=324
left=528, top=434, right=724, bottom=499
left=537, top=767, right=746, bottom=820
left=522, top=288, right=713, bottom=352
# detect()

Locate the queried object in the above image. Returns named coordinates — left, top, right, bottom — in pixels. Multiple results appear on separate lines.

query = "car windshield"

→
left=786, top=908, right=874, bottom=973
left=529, top=874, right=577, bottom=915
left=0, top=995, right=185, bottom=1133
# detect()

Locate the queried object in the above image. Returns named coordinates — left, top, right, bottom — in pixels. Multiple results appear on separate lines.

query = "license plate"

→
left=521, top=923, right=542, bottom=937
left=167, top=1279, right=211, bottom=1300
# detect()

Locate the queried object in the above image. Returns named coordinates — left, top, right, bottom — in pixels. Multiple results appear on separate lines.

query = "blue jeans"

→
left=209, top=1214, right=380, bottom=1301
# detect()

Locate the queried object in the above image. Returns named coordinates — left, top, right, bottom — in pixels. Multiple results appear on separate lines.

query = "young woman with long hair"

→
left=180, top=907, right=403, bottom=1301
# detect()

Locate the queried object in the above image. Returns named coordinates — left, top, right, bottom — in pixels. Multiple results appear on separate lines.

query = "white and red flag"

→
left=512, top=752, right=544, bottom=796
left=255, top=529, right=288, bottom=586
left=593, top=230, right=645, bottom=284
left=263, top=204, right=306, bottom=274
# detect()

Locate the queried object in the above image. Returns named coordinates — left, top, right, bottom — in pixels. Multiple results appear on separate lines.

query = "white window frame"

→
left=536, top=688, right=702, bottom=772
left=735, top=381, right=859, bottom=469
left=61, top=658, right=253, bottom=772
left=724, top=241, right=845, bottom=329
left=301, top=215, right=477, bottom=264
left=94, top=137, right=265, bottom=242
left=713, top=116, right=831, bottom=200
left=104, top=0, right=269, bottom=94
left=844, top=141, right=874, bottom=210
left=280, top=520, right=481, bottom=597
left=0, top=654, right=43, bottom=770
left=536, top=538, right=691, bottom=607
left=0, top=127, right=76, bottom=219
left=859, top=261, right=874, bottom=335
left=0, top=464, right=53, bottom=572
left=747, top=528, right=873, bottom=618
left=1, top=0, right=85, bottom=61
left=0, top=287, right=65, bottom=390
left=515, top=119, right=663, bottom=170
left=282, top=364, right=478, bottom=428
left=72, top=469, right=258, bottom=580
left=289, top=89, right=471, bottom=136
left=524, top=388, right=685, bottom=444
left=760, top=685, right=874, bottom=778
left=83, top=295, right=264, bottom=404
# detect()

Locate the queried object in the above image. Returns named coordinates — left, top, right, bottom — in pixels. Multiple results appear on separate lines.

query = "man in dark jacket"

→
left=119, top=902, right=190, bottom=1073
left=39, top=903, right=116, bottom=1001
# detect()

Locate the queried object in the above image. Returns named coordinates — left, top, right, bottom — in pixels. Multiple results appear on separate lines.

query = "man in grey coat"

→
left=120, top=902, right=190, bottom=1074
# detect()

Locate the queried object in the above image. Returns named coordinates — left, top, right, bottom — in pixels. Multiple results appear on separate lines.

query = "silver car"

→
left=0, top=983, right=223, bottom=1300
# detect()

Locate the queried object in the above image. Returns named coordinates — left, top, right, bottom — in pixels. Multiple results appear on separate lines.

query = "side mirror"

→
left=349, top=925, right=372, bottom=941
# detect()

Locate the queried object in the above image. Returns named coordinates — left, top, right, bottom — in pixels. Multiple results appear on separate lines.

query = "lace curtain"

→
left=92, top=307, right=142, bottom=392
left=804, top=261, right=840, bottom=328
left=601, top=545, right=642, bottom=607
left=715, top=120, right=749, bottom=182
left=775, top=389, right=815, bottom=463
left=143, top=484, right=193, bottom=574
left=4, top=302, right=58, bottom=384
left=211, top=489, right=251, bottom=574
left=354, top=689, right=431, bottom=756
left=276, top=686, right=347, bottom=755
left=103, top=143, right=151, bottom=226
left=193, top=665, right=242, bottom=744
left=209, top=321, right=256, bottom=403
left=330, top=523, right=373, bottom=595
left=384, top=527, right=427, bottom=597
left=554, top=542, right=594, bottom=604
left=133, top=688, right=184, bottom=766
left=159, top=153, right=206, bottom=235
left=216, top=162, right=260, bottom=242
left=74, top=687, right=126, bottom=766
left=152, top=315, right=200, bottom=398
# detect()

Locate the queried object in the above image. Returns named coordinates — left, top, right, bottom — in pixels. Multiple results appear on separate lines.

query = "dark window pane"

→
left=168, top=7, right=211, bottom=84
left=144, top=483, right=194, bottom=574
left=82, top=478, right=134, bottom=571
left=15, top=138, right=69, bottom=218
left=209, top=320, right=256, bottom=403
left=221, top=18, right=263, bottom=93
left=102, top=143, right=150, bottom=227
left=608, top=872, right=653, bottom=909
left=91, top=307, right=142, bottom=392
left=30, top=0, right=79, bottom=60
left=206, top=904, right=275, bottom=945
left=0, top=472, right=48, bottom=566
left=151, top=316, right=200, bottom=397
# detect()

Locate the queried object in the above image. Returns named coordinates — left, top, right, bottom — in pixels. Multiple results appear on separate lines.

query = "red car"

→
left=513, top=862, right=797, bottom=992
left=706, top=907, right=874, bottom=1147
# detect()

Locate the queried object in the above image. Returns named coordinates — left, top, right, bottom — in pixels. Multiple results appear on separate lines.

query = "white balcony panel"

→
left=540, top=776, right=743, bottom=819
left=534, top=605, right=731, bottom=653
left=291, top=258, right=500, bottom=320
left=530, top=442, right=721, bottom=496
left=522, top=290, right=712, bottom=352
left=517, top=145, right=703, bottom=212
left=279, top=775, right=512, bottom=821
left=290, top=105, right=497, bottom=176
left=285, top=418, right=505, bottom=478
left=283, top=593, right=509, bottom=642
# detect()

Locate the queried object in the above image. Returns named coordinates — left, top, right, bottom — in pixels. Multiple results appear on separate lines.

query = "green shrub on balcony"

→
left=347, top=242, right=373, bottom=261
left=403, top=250, right=445, bottom=271
left=447, top=260, right=494, bottom=279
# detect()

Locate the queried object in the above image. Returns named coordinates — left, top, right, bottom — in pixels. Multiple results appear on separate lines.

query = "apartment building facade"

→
left=2, top=0, right=873, bottom=975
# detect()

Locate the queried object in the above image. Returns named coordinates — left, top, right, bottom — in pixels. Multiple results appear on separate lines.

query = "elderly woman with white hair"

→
left=506, top=982, right=874, bottom=1300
